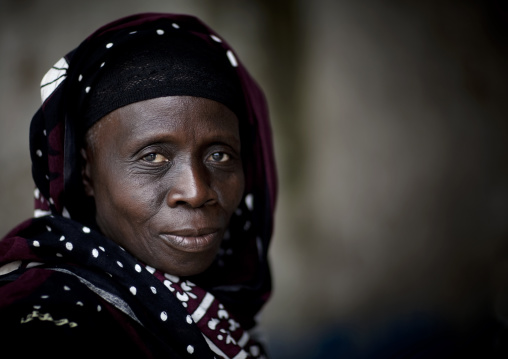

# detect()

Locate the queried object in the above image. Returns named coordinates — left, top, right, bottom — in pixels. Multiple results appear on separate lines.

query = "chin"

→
left=158, top=255, right=216, bottom=277
left=165, top=265, right=210, bottom=277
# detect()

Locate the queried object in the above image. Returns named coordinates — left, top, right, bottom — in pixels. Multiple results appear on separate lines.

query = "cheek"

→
left=217, top=171, right=245, bottom=213
left=93, top=170, right=163, bottom=235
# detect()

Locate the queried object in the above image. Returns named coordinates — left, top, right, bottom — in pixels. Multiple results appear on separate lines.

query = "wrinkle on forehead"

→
left=85, top=96, right=240, bottom=154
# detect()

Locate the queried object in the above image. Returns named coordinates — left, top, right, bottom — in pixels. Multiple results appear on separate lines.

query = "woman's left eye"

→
left=208, top=152, right=230, bottom=163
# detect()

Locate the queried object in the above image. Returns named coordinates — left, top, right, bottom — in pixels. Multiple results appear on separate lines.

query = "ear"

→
left=81, top=147, right=95, bottom=197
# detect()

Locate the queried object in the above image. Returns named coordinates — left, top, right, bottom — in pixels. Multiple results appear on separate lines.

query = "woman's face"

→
left=82, top=96, right=245, bottom=276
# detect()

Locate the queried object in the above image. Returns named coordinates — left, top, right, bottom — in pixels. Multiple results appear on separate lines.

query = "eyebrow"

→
left=125, top=128, right=241, bottom=154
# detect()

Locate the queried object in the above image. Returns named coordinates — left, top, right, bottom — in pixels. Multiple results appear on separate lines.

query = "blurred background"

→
left=2, top=0, right=508, bottom=357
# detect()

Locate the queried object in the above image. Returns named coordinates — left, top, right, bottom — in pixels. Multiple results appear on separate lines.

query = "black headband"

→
left=80, top=27, right=244, bottom=131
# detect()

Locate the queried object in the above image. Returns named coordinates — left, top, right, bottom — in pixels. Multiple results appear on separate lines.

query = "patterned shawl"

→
left=0, top=13, right=276, bottom=359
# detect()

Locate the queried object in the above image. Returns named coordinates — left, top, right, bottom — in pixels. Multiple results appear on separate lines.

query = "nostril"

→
left=167, top=186, right=216, bottom=209
left=174, top=197, right=215, bottom=208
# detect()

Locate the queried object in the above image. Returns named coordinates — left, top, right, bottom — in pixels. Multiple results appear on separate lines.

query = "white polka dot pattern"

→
left=210, top=34, right=222, bottom=43
left=160, top=311, right=168, bottom=321
left=226, top=50, right=238, bottom=67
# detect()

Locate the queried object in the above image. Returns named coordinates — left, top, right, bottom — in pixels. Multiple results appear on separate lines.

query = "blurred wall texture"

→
left=2, top=1, right=508, bottom=358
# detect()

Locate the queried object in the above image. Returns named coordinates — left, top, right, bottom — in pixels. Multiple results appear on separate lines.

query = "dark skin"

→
left=81, top=96, right=245, bottom=276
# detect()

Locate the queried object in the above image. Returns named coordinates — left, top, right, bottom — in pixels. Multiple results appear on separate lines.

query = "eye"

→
left=208, top=152, right=230, bottom=163
left=142, top=153, right=168, bottom=163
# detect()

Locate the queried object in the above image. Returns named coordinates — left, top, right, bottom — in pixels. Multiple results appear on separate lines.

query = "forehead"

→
left=89, top=96, right=240, bottom=147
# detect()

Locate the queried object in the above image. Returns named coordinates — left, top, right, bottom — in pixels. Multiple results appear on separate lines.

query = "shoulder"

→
left=0, top=267, right=153, bottom=357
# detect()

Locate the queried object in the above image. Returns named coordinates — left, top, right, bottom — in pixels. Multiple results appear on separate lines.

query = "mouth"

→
left=160, top=229, right=222, bottom=253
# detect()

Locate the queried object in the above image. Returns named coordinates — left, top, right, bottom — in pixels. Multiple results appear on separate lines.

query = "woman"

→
left=0, top=13, right=277, bottom=358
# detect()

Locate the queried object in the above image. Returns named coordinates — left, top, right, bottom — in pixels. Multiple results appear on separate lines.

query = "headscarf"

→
left=0, top=13, right=277, bottom=358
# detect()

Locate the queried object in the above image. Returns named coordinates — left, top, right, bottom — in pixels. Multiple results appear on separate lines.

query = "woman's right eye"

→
left=142, top=153, right=168, bottom=163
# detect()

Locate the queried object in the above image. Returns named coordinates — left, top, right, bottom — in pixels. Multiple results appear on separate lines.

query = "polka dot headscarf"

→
left=29, top=13, right=277, bottom=330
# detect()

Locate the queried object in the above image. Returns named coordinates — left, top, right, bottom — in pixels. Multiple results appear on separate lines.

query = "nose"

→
left=166, top=161, right=217, bottom=208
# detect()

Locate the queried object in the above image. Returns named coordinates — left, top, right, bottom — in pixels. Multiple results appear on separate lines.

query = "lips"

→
left=160, top=229, right=222, bottom=253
